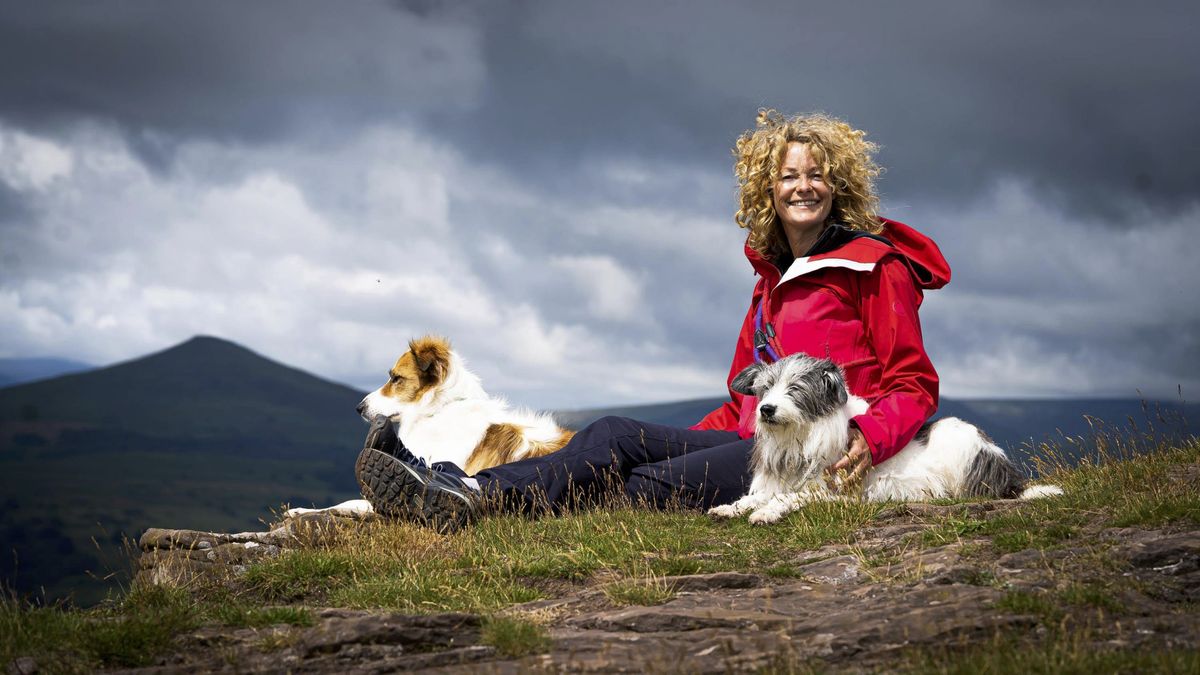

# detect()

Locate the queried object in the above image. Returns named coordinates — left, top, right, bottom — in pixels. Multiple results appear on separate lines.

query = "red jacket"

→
left=692, top=218, right=951, bottom=465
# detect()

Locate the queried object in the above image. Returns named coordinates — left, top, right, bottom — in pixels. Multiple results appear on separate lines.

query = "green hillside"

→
left=0, top=337, right=368, bottom=606
left=0, top=336, right=364, bottom=449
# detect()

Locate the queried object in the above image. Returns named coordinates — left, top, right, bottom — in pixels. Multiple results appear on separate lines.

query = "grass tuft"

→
left=1057, top=582, right=1123, bottom=613
left=240, top=550, right=368, bottom=601
left=480, top=616, right=552, bottom=658
left=1, top=583, right=199, bottom=671
left=992, top=590, right=1064, bottom=624
left=212, top=604, right=313, bottom=628
left=601, top=574, right=678, bottom=607
left=906, top=632, right=1200, bottom=674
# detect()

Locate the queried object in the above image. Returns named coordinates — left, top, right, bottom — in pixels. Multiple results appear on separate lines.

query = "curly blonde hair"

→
left=734, top=109, right=882, bottom=260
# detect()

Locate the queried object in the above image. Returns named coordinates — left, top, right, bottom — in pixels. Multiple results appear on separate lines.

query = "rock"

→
left=569, top=605, right=798, bottom=633
left=925, top=564, right=989, bottom=586
left=897, top=500, right=1022, bottom=521
left=397, top=645, right=497, bottom=670
left=888, top=544, right=964, bottom=582
left=134, top=537, right=282, bottom=588
left=663, top=572, right=763, bottom=592
left=280, top=511, right=374, bottom=547
left=6, top=657, right=37, bottom=675
left=551, top=580, right=1040, bottom=672
left=300, top=612, right=481, bottom=656
left=791, top=544, right=852, bottom=565
left=1127, top=532, right=1199, bottom=575
left=136, top=513, right=370, bottom=589
left=1100, top=527, right=1170, bottom=545
left=994, top=548, right=1045, bottom=572
left=1122, top=532, right=1200, bottom=603
left=853, top=523, right=928, bottom=542
left=796, top=555, right=861, bottom=584
left=139, top=528, right=233, bottom=551
left=545, top=626, right=795, bottom=674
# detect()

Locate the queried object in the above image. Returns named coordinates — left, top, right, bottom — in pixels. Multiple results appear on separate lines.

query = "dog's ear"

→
left=821, top=362, right=848, bottom=407
left=409, top=336, right=452, bottom=383
left=730, top=362, right=765, bottom=396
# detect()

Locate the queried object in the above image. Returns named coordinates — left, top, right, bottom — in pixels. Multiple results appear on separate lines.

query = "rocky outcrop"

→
left=127, top=503, right=1200, bottom=673
left=136, top=511, right=374, bottom=588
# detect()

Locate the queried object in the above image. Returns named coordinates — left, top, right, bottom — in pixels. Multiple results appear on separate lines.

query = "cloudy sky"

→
left=1, top=0, right=1197, bottom=408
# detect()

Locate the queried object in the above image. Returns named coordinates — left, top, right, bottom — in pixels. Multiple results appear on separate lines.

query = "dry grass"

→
left=3, top=431, right=1196, bottom=671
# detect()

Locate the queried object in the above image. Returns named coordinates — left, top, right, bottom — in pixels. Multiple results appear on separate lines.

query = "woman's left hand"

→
left=827, top=427, right=872, bottom=491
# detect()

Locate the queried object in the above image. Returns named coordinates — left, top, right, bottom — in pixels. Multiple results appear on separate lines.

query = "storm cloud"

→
left=0, top=0, right=1196, bottom=407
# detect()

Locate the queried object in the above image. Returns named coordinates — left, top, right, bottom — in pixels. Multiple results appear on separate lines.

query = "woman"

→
left=356, top=110, right=950, bottom=532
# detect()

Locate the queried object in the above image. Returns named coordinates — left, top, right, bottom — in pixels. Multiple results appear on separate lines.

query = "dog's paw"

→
left=284, top=507, right=317, bottom=518
left=707, top=504, right=739, bottom=519
left=748, top=509, right=783, bottom=526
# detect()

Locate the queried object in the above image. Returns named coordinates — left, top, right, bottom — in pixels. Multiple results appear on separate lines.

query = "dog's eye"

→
left=390, top=374, right=405, bottom=384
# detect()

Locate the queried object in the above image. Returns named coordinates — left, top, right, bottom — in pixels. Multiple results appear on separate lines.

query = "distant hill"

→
left=0, top=357, right=92, bottom=388
left=555, top=397, right=728, bottom=431
left=557, top=395, right=1198, bottom=459
left=933, top=398, right=1196, bottom=454
left=0, top=336, right=367, bottom=605
left=0, top=336, right=364, bottom=447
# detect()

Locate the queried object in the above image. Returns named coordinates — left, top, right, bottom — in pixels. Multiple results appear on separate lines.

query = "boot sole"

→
left=355, top=447, right=474, bottom=533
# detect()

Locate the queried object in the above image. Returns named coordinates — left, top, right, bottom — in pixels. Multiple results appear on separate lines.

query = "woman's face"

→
left=773, top=142, right=834, bottom=235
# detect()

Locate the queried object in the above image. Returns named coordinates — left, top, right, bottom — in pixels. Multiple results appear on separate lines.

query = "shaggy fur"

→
left=285, top=336, right=573, bottom=518
left=357, top=336, right=573, bottom=474
left=708, top=354, right=1062, bottom=525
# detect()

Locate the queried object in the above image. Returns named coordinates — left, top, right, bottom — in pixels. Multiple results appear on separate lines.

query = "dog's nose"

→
left=356, top=401, right=366, bottom=415
left=759, top=404, right=777, bottom=419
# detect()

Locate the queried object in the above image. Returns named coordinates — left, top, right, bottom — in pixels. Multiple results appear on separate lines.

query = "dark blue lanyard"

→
left=753, top=301, right=780, bottom=364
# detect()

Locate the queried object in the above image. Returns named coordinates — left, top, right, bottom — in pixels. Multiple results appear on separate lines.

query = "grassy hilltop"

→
left=3, top=430, right=1197, bottom=673
left=2, top=335, right=1194, bottom=606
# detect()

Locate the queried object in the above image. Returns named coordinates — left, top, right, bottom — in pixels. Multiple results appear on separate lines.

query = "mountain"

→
left=555, top=397, right=728, bottom=431
left=0, top=336, right=367, bottom=605
left=0, top=357, right=92, bottom=388
left=0, top=336, right=364, bottom=448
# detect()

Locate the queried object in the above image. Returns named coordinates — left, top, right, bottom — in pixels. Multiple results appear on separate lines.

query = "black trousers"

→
left=473, top=416, right=753, bottom=514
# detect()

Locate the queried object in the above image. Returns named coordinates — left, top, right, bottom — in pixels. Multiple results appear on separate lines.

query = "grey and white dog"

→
left=708, top=354, right=1062, bottom=525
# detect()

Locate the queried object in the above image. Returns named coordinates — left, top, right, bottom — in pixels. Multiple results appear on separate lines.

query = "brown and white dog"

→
left=356, top=336, right=574, bottom=474
left=285, top=336, right=573, bottom=518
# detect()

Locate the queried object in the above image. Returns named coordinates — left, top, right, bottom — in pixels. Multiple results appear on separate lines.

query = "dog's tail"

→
left=961, top=447, right=1063, bottom=500
left=961, top=448, right=1025, bottom=499
left=1018, top=484, right=1064, bottom=500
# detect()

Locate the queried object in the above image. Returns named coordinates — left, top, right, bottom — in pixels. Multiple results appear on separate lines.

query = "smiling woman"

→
left=734, top=110, right=882, bottom=262
left=772, top=143, right=835, bottom=252
left=354, top=109, right=951, bottom=532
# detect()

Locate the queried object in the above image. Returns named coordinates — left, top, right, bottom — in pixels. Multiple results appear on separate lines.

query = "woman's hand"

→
left=826, top=427, right=872, bottom=492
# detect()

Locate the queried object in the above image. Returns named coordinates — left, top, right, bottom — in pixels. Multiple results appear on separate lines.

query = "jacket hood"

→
left=878, top=218, right=951, bottom=290
left=743, top=217, right=951, bottom=291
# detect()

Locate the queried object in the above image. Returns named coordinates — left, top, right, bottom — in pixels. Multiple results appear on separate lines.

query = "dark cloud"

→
left=0, top=181, right=31, bottom=224
left=453, top=0, right=1200, bottom=223
left=3, top=1, right=1196, bottom=220
left=0, top=1, right=481, bottom=158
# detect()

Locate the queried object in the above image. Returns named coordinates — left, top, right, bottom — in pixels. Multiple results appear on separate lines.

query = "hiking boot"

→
left=355, top=447, right=480, bottom=533
left=363, top=415, right=435, bottom=466
left=363, top=415, right=400, bottom=455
